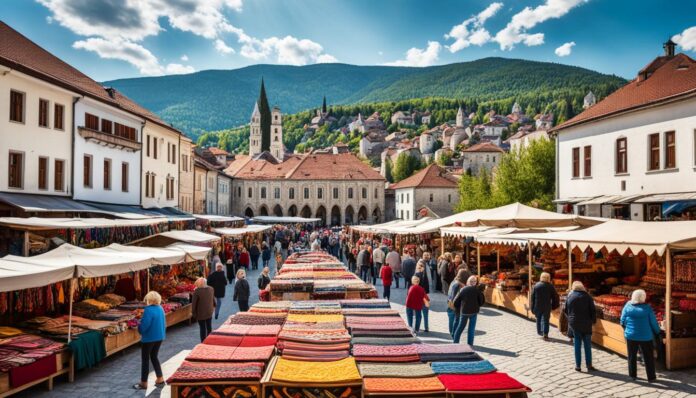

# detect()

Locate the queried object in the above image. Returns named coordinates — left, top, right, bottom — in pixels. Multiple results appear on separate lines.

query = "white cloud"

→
left=237, top=35, right=336, bottom=65
left=165, top=63, right=196, bottom=74
left=180, top=54, right=189, bottom=61
left=674, top=27, right=696, bottom=52
left=385, top=41, right=441, bottom=67
left=445, top=2, right=503, bottom=52
left=554, top=41, right=575, bottom=57
left=494, top=0, right=586, bottom=50
left=215, top=39, right=235, bottom=54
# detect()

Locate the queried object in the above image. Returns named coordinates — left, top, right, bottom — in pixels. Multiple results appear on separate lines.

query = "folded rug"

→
left=363, top=376, right=445, bottom=393
left=351, top=337, right=418, bottom=346
left=271, top=357, right=361, bottom=384
left=230, top=346, right=275, bottom=361
left=437, top=372, right=531, bottom=392
left=203, top=334, right=242, bottom=347
left=186, top=344, right=237, bottom=361
left=352, top=344, right=420, bottom=357
left=286, top=314, right=344, bottom=323
left=358, top=363, right=434, bottom=378
left=167, top=361, right=264, bottom=383
left=239, top=336, right=277, bottom=347
left=430, top=360, right=496, bottom=375
left=415, top=343, right=473, bottom=355
left=420, top=353, right=483, bottom=362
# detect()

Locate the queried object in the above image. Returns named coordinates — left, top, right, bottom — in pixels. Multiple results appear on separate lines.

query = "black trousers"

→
left=198, top=318, right=212, bottom=342
left=383, top=285, right=391, bottom=300
left=627, top=339, right=656, bottom=380
left=140, top=341, right=162, bottom=383
left=238, top=300, right=249, bottom=312
left=226, top=266, right=235, bottom=283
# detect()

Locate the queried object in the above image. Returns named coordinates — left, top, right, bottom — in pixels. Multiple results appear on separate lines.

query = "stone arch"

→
left=300, top=205, right=312, bottom=218
left=288, top=205, right=297, bottom=217
left=316, top=205, right=327, bottom=226
left=244, top=207, right=254, bottom=218
left=330, top=205, right=341, bottom=226
left=273, top=204, right=283, bottom=217
left=345, top=205, right=355, bottom=225
left=358, top=205, right=368, bottom=223
left=259, top=205, right=269, bottom=216
left=372, top=207, right=382, bottom=223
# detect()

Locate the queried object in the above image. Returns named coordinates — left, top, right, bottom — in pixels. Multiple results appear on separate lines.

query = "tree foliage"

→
left=392, top=153, right=422, bottom=182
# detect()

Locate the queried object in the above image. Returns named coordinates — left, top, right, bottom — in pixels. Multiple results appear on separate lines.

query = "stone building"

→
left=461, top=142, right=505, bottom=176
left=226, top=152, right=385, bottom=225
left=391, top=164, right=459, bottom=220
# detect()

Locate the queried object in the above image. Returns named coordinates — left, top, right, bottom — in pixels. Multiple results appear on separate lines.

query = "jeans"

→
left=627, top=339, right=656, bottom=380
left=394, top=273, right=400, bottom=288
left=238, top=300, right=249, bottom=312
left=140, top=341, right=162, bottom=383
left=405, top=278, right=412, bottom=290
left=373, top=263, right=381, bottom=285
left=198, top=318, right=212, bottom=342
left=573, top=332, right=593, bottom=368
left=430, top=268, right=439, bottom=291
left=251, top=256, right=259, bottom=270
left=360, top=266, right=370, bottom=282
left=263, top=258, right=270, bottom=267
left=447, top=308, right=459, bottom=337
left=453, top=314, right=477, bottom=345
left=383, top=285, right=391, bottom=300
left=406, top=308, right=422, bottom=332
left=214, top=297, right=223, bottom=319
left=535, top=310, right=550, bottom=336
left=421, top=306, right=429, bottom=331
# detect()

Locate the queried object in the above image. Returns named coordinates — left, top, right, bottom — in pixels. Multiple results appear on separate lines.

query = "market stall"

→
left=194, top=215, right=244, bottom=232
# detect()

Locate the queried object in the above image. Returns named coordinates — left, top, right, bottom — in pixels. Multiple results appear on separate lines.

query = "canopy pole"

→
left=665, top=248, right=673, bottom=370
left=497, top=250, right=500, bottom=273
left=465, top=243, right=470, bottom=269
left=23, top=231, right=29, bottom=257
left=528, top=243, right=533, bottom=304
left=147, top=270, right=150, bottom=292
left=567, top=242, right=573, bottom=287
left=67, top=277, right=76, bottom=343
left=441, top=235, right=445, bottom=259
left=476, top=242, right=481, bottom=277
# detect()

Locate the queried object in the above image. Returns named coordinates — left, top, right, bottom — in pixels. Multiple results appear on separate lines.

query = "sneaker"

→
left=574, top=367, right=581, bottom=372
left=543, top=335, right=549, bottom=341
left=587, top=366, right=597, bottom=372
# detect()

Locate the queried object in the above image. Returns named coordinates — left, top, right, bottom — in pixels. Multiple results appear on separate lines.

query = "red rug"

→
left=239, top=336, right=277, bottom=347
left=438, top=372, right=531, bottom=392
left=203, top=334, right=242, bottom=347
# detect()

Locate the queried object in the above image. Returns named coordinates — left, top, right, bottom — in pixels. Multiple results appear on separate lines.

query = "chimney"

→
left=664, top=38, right=676, bottom=58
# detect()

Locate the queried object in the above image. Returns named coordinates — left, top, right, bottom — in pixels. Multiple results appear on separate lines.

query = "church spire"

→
left=322, top=96, right=327, bottom=114
left=258, top=78, right=271, bottom=152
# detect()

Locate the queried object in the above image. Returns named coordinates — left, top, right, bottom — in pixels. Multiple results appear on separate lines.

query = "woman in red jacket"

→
left=405, top=275, right=429, bottom=334
left=380, top=263, right=393, bottom=301
left=238, top=246, right=251, bottom=271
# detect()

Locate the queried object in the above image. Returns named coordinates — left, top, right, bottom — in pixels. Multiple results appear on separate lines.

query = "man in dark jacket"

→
left=233, top=269, right=251, bottom=312
left=357, top=245, right=370, bottom=281
left=452, top=275, right=485, bottom=345
left=564, top=281, right=597, bottom=372
left=207, top=263, right=227, bottom=320
left=192, top=278, right=215, bottom=342
left=531, top=272, right=559, bottom=340
left=249, top=242, right=261, bottom=270
left=401, top=251, right=417, bottom=289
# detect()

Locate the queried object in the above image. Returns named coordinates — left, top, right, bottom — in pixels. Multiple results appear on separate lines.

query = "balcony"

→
left=78, top=127, right=141, bottom=151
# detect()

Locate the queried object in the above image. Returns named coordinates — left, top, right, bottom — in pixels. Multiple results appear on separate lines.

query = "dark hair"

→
left=455, top=269, right=468, bottom=284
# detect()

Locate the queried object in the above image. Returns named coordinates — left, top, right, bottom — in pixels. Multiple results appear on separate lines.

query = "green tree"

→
left=436, top=151, right=452, bottom=166
left=384, top=157, right=394, bottom=183
left=454, top=167, right=494, bottom=212
left=392, top=152, right=422, bottom=182
left=258, top=78, right=272, bottom=152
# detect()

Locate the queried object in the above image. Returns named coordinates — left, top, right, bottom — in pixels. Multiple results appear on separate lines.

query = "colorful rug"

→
left=358, top=363, right=435, bottom=378
left=363, top=376, right=445, bottom=393
left=430, top=360, right=496, bottom=375
left=167, top=361, right=264, bottom=383
left=437, top=372, right=532, bottom=392
left=271, top=357, right=361, bottom=384
left=177, top=385, right=259, bottom=398
left=203, top=334, right=242, bottom=347
left=351, top=337, right=418, bottom=346
left=239, top=336, right=277, bottom=347
left=186, top=344, right=237, bottom=361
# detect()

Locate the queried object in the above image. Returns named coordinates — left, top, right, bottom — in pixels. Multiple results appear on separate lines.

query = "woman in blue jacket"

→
left=134, top=291, right=166, bottom=390
left=620, top=289, right=660, bottom=382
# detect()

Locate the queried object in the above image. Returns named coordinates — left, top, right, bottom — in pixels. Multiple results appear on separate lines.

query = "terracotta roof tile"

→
left=553, top=53, right=696, bottom=132
left=463, top=142, right=505, bottom=153
left=208, top=147, right=230, bottom=156
left=391, top=164, right=458, bottom=189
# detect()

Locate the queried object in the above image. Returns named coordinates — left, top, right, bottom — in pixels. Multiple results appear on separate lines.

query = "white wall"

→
left=206, top=170, right=217, bottom=214
left=395, top=187, right=415, bottom=220
left=73, top=97, right=142, bottom=205
left=178, top=137, right=194, bottom=213
left=217, top=175, right=230, bottom=215
left=558, top=97, right=696, bottom=200
left=141, top=121, right=179, bottom=208
left=0, top=69, right=74, bottom=195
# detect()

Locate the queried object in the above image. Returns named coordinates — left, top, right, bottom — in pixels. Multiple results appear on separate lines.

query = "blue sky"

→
left=2, top=0, right=696, bottom=81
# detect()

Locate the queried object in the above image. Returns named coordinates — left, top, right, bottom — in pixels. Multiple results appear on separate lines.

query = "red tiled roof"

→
left=0, top=22, right=180, bottom=135
left=391, top=164, right=458, bottom=189
left=208, top=147, right=230, bottom=156
left=553, top=53, right=696, bottom=132
left=463, top=142, right=505, bottom=153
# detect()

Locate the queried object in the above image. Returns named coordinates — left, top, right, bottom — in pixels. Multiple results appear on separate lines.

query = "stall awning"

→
left=129, top=230, right=221, bottom=247
left=0, top=192, right=105, bottom=213
left=439, top=226, right=494, bottom=238
left=553, top=197, right=594, bottom=204
left=194, top=214, right=244, bottom=222
left=252, top=216, right=321, bottom=224
left=214, top=225, right=272, bottom=237
left=143, top=207, right=195, bottom=221
left=576, top=195, right=624, bottom=205
left=79, top=202, right=165, bottom=220
left=0, top=217, right=168, bottom=230
left=0, top=257, right=75, bottom=292
left=634, top=192, right=696, bottom=203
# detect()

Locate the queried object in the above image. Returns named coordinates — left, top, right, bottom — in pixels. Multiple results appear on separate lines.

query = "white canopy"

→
left=252, top=216, right=321, bottom=224
left=130, top=229, right=221, bottom=246
left=166, top=243, right=213, bottom=261
left=194, top=214, right=244, bottom=222
left=0, top=257, right=75, bottom=292
left=454, top=203, right=596, bottom=228
left=0, top=217, right=167, bottom=230
left=214, top=225, right=272, bottom=237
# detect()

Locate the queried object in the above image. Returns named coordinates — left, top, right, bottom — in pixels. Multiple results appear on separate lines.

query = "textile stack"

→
left=277, top=302, right=351, bottom=361
left=0, top=331, right=70, bottom=393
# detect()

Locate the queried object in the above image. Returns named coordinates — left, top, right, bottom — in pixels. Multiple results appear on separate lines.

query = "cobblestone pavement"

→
left=20, top=262, right=696, bottom=397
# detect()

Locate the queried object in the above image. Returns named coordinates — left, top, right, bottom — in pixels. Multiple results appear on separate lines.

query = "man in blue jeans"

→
left=206, top=263, right=227, bottom=320
left=564, top=281, right=597, bottom=372
left=530, top=272, right=559, bottom=341
left=452, top=275, right=485, bottom=346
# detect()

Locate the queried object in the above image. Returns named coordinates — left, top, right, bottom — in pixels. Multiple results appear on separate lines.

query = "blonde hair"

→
left=540, top=272, right=551, bottom=283
left=467, top=275, right=478, bottom=286
left=630, top=289, right=647, bottom=304
left=411, top=275, right=420, bottom=285
left=144, top=291, right=162, bottom=305
left=236, top=269, right=246, bottom=279
left=571, top=281, right=586, bottom=291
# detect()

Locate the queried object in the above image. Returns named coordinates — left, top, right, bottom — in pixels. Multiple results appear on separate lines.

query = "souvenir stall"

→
left=194, top=215, right=244, bottom=232
left=214, top=225, right=273, bottom=268
left=251, top=216, right=321, bottom=225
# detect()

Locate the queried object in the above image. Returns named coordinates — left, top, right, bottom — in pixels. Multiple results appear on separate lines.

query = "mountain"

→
left=104, top=57, right=626, bottom=138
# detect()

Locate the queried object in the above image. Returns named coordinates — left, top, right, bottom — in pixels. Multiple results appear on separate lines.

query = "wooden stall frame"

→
left=261, top=356, right=362, bottom=398
left=0, top=350, right=72, bottom=398
left=169, top=381, right=261, bottom=398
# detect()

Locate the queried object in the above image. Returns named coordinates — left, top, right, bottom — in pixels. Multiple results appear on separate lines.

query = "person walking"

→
left=380, top=262, right=393, bottom=301
left=401, top=251, right=417, bottom=289
left=438, top=253, right=453, bottom=294
left=225, top=258, right=235, bottom=285
left=346, top=244, right=357, bottom=273
left=134, top=291, right=166, bottom=390
left=258, top=267, right=271, bottom=291
left=249, top=241, right=261, bottom=270
left=405, top=276, right=429, bottom=334
left=238, top=246, right=250, bottom=270
left=621, top=289, right=659, bottom=381
left=447, top=270, right=467, bottom=338
left=234, top=269, right=251, bottom=312
left=453, top=275, right=485, bottom=346
left=531, top=272, right=559, bottom=340
left=385, top=247, right=402, bottom=288
left=372, top=243, right=385, bottom=284
left=357, top=245, right=370, bottom=282
left=564, top=281, right=597, bottom=372
left=207, top=263, right=227, bottom=320
left=261, top=242, right=271, bottom=268
left=415, top=261, right=431, bottom=332
left=424, top=252, right=439, bottom=292
left=192, top=278, right=215, bottom=342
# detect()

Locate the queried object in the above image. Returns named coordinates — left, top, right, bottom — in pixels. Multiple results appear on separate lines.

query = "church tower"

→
left=456, top=106, right=465, bottom=128
left=270, top=106, right=284, bottom=161
left=249, top=101, right=262, bottom=157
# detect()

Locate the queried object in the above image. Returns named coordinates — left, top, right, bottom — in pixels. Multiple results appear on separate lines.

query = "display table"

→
left=104, top=328, right=140, bottom=357
left=591, top=318, right=627, bottom=357
left=169, top=381, right=260, bottom=398
left=485, top=288, right=529, bottom=318
left=446, top=391, right=528, bottom=398
left=0, top=350, right=72, bottom=398
left=261, top=356, right=362, bottom=398
left=669, top=336, right=696, bottom=369
left=166, top=304, right=192, bottom=327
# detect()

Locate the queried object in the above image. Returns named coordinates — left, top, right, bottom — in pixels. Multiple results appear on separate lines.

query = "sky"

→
left=2, top=0, right=696, bottom=81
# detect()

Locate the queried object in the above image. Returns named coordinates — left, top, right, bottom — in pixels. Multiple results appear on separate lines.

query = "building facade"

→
left=217, top=173, right=231, bottom=215
left=392, top=164, right=459, bottom=220
left=178, top=136, right=194, bottom=213
left=461, top=142, right=505, bottom=176
left=193, top=162, right=207, bottom=214
left=141, top=121, right=181, bottom=208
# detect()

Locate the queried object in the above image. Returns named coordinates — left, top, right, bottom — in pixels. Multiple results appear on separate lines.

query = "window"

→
left=149, top=174, right=156, bottom=198
left=274, top=187, right=280, bottom=199
left=172, top=145, right=176, bottom=164
left=153, top=137, right=158, bottom=159
left=304, top=187, right=310, bottom=199
left=85, top=113, right=99, bottom=130
left=166, top=177, right=175, bottom=200
left=400, top=210, right=403, bottom=219
left=146, top=135, right=151, bottom=157
left=54, top=104, right=64, bottom=130
left=145, top=173, right=151, bottom=198
left=181, top=154, right=187, bottom=171
left=248, top=187, right=252, bottom=198
left=348, top=188, right=353, bottom=199
left=114, top=123, right=135, bottom=140
left=572, top=147, right=580, bottom=178
left=38, top=99, right=49, bottom=127
left=333, top=187, right=339, bottom=199
left=83, top=155, right=92, bottom=187
left=317, top=187, right=323, bottom=199
left=289, top=188, right=295, bottom=199
left=429, top=193, right=433, bottom=202
left=121, top=162, right=128, bottom=192
left=261, top=187, right=267, bottom=199
left=374, top=188, right=378, bottom=199
left=54, top=160, right=65, bottom=191
left=649, top=133, right=660, bottom=171
left=362, top=187, right=367, bottom=199
left=103, top=159, right=111, bottom=190
left=406, top=193, right=410, bottom=203
left=615, top=138, right=627, bottom=174
left=8, top=152, right=23, bottom=188
left=167, top=143, right=171, bottom=163
left=237, top=187, right=241, bottom=197
left=38, top=157, right=48, bottom=190
left=665, top=131, right=676, bottom=169
left=448, top=194, right=452, bottom=203
left=99, top=119, right=112, bottom=134
left=10, top=90, right=24, bottom=123
left=583, top=146, right=592, bottom=177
